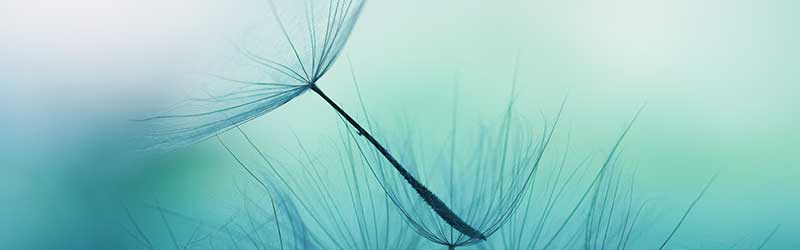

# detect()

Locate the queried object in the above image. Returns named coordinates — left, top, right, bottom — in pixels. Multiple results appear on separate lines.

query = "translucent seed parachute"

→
left=135, top=0, right=485, bottom=241
left=135, top=0, right=365, bottom=151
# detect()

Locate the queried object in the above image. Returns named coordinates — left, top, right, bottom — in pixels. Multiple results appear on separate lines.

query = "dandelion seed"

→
left=335, top=69, right=565, bottom=248
left=121, top=174, right=318, bottom=250
left=476, top=112, right=726, bottom=250
left=216, top=125, right=424, bottom=250
left=580, top=164, right=718, bottom=250
left=136, top=0, right=366, bottom=151
left=136, top=0, right=486, bottom=240
left=563, top=161, right=658, bottom=250
left=479, top=139, right=598, bottom=250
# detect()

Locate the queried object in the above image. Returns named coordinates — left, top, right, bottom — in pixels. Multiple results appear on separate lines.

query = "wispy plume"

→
left=135, top=0, right=487, bottom=240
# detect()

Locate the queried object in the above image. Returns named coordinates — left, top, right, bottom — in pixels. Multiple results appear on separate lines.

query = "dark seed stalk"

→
left=310, top=84, right=486, bottom=240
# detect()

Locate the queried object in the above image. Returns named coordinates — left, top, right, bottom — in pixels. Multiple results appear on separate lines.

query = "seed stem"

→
left=310, top=84, right=486, bottom=240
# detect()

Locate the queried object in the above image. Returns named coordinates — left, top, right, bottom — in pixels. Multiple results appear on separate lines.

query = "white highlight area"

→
left=0, top=0, right=248, bottom=171
left=0, top=0, right=247, bottom=116
left=1, top=0, right=233, bottom=79
left=568, top=0, right=694, bottom=71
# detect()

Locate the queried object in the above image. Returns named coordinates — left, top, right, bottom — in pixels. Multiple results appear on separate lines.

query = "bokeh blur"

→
left=1, top=0, right=797, bottom=249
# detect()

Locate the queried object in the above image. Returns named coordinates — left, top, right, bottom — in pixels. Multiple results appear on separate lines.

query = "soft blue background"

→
left=1, top=0, right=797, bottom=248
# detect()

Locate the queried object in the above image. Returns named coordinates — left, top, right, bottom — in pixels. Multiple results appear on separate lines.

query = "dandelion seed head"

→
left=134, top=0, right=365, bottom=152
left=346, top=107, right=559, bottom=247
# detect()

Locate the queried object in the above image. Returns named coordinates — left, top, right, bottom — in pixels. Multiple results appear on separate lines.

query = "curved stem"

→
left=310, top=85, right=486, bottom=240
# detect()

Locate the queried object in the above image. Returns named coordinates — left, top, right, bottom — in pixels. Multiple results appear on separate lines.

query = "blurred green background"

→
left=2, top=0, right=797, bottom=248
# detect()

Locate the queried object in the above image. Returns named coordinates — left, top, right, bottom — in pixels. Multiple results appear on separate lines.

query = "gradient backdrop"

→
left=1, top=0, right=797, bottom=249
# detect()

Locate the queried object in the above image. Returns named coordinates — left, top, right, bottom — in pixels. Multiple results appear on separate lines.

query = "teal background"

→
left=1, top=0, right=797, bottom=248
